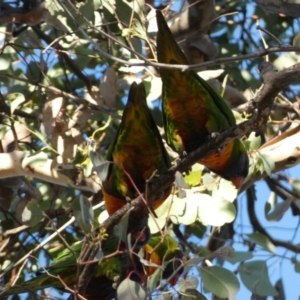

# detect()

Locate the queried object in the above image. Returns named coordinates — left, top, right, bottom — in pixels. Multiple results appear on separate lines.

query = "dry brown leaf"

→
left=100, top=67, right=117, bottom=108
left=42, top=97, right=64, bottom=139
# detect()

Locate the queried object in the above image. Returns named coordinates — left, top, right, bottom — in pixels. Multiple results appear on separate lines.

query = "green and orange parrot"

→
left=144, top=235, right=184, bottom=286
left=156, top=10, right=249, bottom=188
left=1, top=235, right=183, bottom=299
left=102, top=81, right=171, bottom=215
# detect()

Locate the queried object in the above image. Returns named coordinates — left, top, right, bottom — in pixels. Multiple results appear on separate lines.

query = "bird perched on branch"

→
left=102, top=82, right=172, bottom=214
left=2, top=235, right=183, bottom=299
left=156, top=10, right=249, bottom=188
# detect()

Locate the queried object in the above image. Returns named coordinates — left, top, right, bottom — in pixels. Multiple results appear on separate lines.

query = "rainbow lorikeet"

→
left=156, top=10, right=249, bottom=188
left=2, top=235, right=183, bottom=299
left=102, top=81, right=172, bottom=215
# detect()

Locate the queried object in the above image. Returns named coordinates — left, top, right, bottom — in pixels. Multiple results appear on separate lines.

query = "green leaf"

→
left=0, top=56, right=10, bottom=70
left=143, top=77, right=162, bottom=102
left=169, top=192, right=236, bottom=226
left=248, top=132, right=261, bottom=150
left=264, top=191, right=276, bottom=217
left=22, top=152, right=48, bottom=170
left=78, top=0, right=95, bottom=24
left=292, top=258, right=300, bottom=273
left=178, top=276, right=199, bottom=293
left=114, top=210, right=130, bottom=243
left=184, top=256, right=204, bottom=273
left=175, top=171, right=190, bottom=198
left=117, top=278, right=147, bottom=300
left=202, top=173, right=214, bottom=185
left=0, top=124, right=10, bottom=140
left=211, top=178, right=238, bottom=202
left=197, top=195, right=236, bottom=226
left=246, top=232, right=276, bottom=253
left=225, top=251, right=253, bottom=264
left=238, top=260, right=278, bottom=296
left=184, top=164, right=203, bottom=187
left=21, top=199, right=44, bottom=226
left=7, top=93, right=26, bottom=114
left=89, top=150, right=110, bottom=181
left=200, top=266, right=240, bottom=300
left=293, top=30, right=300, bottom=47
left=182, top=289, right=208, bottom=300
left=260, top=154, right=275, bottom=176
left=148, top=268, right=163, bottom=293
left=188, top=221, right=206, bottom=239
left=266, top=199, right=291, bottom=222
left=71, top=195, right=94, bottom=233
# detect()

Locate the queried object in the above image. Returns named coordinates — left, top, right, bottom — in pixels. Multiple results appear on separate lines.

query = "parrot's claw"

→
left=112, top=276, right=120, bottom=289
left=210, top=132, right=225, bottom=153
left=211, top=132, right=220, bottom=139
left=174, top=157, right=182, bottom=167
left=217, top=146, right=225, bottom=154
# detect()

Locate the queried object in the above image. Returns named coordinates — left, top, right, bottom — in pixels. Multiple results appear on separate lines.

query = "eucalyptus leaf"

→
left=71, top=195, right=94, bottom=233
left=248, top=132, right=262, bottom=150
left=117, top=278, right=147, bottom=300
left=114, top=210, right=130, bottom=243
left=225, top=251, right=253, bottom=264
left=22, top=199, right=44, bottom=226
left=200, top=266, right=240, bottom=300
left=89, top=150, right=110, bottom=181
left=182, top=289, right=207, bottom=300
left=293, top=259, right=300, bottom=273
left=178, top=276, right=199, bottom=293
left=238, top=260, right=278, bottom=296
left=260, top=154, right=275, bottom=176
left=266, top=199, right=291, bottom=222
left=22, top=152, right=48, bottom=170
left=7, top=93, right=26, bottom=114
left=246, top=232, right=276, bottom=253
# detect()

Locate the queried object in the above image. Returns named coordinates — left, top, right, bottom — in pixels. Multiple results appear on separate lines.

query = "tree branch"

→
left=0, top=151, right=100, bottom=193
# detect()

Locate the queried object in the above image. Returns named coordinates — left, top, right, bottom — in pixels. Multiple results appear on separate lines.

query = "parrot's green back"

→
left=156, top=10, right=249, bottom=187
left=103, top=82, right=171, bottom=215
left=2, top=235, right=183, bottom=298
left=1, top=237, right=121, bottom=299
left=147, top=235, right=184, bottom=285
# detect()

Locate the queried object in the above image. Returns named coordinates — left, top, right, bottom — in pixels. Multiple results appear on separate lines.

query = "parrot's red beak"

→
left=231, top=177, right=244, bottom=189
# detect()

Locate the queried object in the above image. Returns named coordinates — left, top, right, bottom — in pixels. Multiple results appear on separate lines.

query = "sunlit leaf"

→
left=211, top=179, right=238, bottom=202
left=184, top=164, right=203, bottom=187
left=22, top=152, right=48, bottom=170
left=20, top=199, right=44, bottom=226
left=7, top=93, right=26, bottom=114
left=248, top=132, right=262, bottom=150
